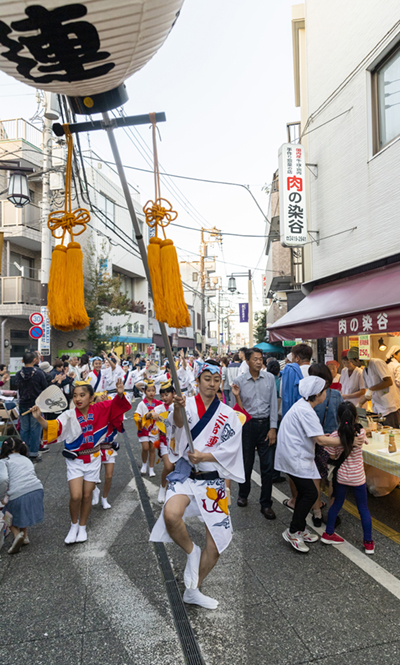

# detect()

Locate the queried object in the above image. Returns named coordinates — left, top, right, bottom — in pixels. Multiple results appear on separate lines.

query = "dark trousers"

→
left=239, top=418, right=274, bottom=508
left=288, top=475, right=318, bottom=534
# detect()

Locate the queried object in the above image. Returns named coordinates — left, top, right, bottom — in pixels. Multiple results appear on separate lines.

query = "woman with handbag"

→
left=309, top=363, right=344, bottom=526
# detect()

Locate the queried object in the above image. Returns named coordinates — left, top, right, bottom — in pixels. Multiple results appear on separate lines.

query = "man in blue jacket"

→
left=281, top=343, right=313, bottom=415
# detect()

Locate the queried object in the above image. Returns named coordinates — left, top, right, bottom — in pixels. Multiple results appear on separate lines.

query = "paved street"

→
left=1, top=407, right=400, bottom=665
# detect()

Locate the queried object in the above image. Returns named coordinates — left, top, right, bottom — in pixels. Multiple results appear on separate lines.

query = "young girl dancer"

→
left=152, top=380, right=175, bottom=503
left=134, top=381, right=162, bottom=477
left=86, top=356, right=110, bottom=395
left=0, top=436, right=44, bottom=554
left=321, top=401, right=374, bottom=554
left=31, top=378, right=130, bottom=544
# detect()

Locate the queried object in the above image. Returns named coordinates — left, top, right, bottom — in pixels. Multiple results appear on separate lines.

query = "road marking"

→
left=251, top=470, right=400, bottom=601
left=73, top=480, right=185, bottom=662
left=342, top=499, right=400, bottom=545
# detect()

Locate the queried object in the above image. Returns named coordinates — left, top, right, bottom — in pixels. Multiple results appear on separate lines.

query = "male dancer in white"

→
left=150, top=360, right=244, bottom=609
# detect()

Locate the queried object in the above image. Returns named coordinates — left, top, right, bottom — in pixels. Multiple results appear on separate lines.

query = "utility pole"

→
left=217, top=284, right=221, bottom=354
left=248, top=268, right=254, bottom=347
left=40, top=93, right=58, bottom=360
left=199, top=226, right=222, bottom=355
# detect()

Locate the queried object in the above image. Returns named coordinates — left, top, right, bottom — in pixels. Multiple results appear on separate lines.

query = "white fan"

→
left=35, top=386, right=68, bottom=414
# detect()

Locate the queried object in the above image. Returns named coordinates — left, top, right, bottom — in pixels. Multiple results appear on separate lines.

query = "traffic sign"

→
left=29, top=312, right=43, bottom=326
left=29, top=326, right=43, bottom=340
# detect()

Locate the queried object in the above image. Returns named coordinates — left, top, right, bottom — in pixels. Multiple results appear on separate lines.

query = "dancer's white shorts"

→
left=66, top=455, right=101, bottom=483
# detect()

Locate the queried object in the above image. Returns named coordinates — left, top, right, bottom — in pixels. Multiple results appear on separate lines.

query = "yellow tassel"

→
left=147, top=237, right=167, bottom=322
left=47, top=245, right=69, bottom=329
left=64, top=242, right=90, bottom=330
left=160, top=239, right=191, bottom=329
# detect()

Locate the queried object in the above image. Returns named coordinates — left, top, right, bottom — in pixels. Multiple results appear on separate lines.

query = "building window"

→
left=373, top=44, right=400, bottom=153
left=192, top=272, right=198, bottom=282
left=197, top=313, right=201, bottom=330
left=127, top=323, right=132, bottom=333
left=9, top=251, right=35, bottom=279
left=98, top=193, right=115, bottom=229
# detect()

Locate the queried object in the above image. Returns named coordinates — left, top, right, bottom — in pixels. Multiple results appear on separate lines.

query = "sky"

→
left=0, top=0, right=299, bottom=339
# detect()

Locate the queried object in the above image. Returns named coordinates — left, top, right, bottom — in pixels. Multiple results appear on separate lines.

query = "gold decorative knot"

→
left=48, top=208, right=90, bottom=242
left=143, top=197, right=177, bottom=233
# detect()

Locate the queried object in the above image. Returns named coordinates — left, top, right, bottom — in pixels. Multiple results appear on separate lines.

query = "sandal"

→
left=283, top=499, right=295, bottom=511
left=320, top=500, right=326, bottom=510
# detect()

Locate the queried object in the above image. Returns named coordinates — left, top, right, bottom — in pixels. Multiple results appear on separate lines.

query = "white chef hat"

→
left=386, top=345, right=400, bottom=360
left=299, top=375, right=326, bottom=399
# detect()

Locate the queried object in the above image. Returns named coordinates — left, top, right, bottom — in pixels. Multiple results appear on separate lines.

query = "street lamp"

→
left=227, top=271, right=253, bottom=346
left=228, top=276, right=237, bottom=293
left=0, top=160, right=35, bottom=208
left=7, top=171, right=30, bottom=208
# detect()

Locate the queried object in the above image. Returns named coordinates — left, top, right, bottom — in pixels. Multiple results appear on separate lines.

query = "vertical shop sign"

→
left=278, top=143, right=307, bottom=247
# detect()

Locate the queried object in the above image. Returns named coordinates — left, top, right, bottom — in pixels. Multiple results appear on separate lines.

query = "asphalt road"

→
left=1, top=407, right=400, bottom=665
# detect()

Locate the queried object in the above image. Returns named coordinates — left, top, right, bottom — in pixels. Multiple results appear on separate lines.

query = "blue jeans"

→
left=223, top=389, right=230, bottom=406
left=20, top=412, right=42, bottom=458
left=326, top=482, right=372, bottom=541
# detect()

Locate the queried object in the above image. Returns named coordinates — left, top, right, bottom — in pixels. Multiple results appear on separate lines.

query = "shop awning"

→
left=268, top=263, right=400, bottom=341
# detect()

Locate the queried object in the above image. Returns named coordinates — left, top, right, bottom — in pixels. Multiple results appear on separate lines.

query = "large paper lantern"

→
left=0, top=0, right=184, bottom=113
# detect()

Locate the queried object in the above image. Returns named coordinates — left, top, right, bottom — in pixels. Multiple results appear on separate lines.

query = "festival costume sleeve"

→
left=96, top=393, right=131, bottom=432
left=208, top=408, right=245, bottom=483
left=44, top=418, right=61, bottom=444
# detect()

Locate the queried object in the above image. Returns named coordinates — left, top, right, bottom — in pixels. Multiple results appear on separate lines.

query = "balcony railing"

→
left=1, top=200, right=41, bottom=232
left=0, top=118, right=42, bottom=149
left=1, top=276, right=41, bottom=305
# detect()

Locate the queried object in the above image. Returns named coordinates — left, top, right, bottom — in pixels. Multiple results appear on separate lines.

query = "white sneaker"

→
left=140, top=463, right=148, bottom=475
left=282, top=528, right=310, bottom=553
left=23, top=535, right=30, bottom=546
left=101, top=497, right=111, bottom=510
left=158, top=485, right=167, bottom=504
left=184, top=543, right=201, bottom=589
left=64, top=522, right=79, bottom=545
left=183, top=588, right=219, bottom=610
left=302, top=528, right=319, bottom=543
left=75, top=525, right=87, bottom=543
left=92, top=486, right=100, bottom=506
left=8, top=532, right=24, bottom=554
left=149, top=467, right=156, bottom=478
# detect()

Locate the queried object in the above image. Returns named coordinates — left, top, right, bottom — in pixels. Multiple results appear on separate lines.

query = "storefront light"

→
left=378, top=337, right=387, bottom=351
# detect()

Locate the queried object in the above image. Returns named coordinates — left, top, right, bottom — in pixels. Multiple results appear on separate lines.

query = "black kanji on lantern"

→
left=0, top=4, right=115, bottom=83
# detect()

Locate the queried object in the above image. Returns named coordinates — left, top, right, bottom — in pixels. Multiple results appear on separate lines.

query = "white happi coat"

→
left=177, top=365, right=195, bottom=395
left=87, top=368, right=110, bottom=393
left=150, top=395, right=245, bottom=553
left=104, top=364, right=125, bottom=393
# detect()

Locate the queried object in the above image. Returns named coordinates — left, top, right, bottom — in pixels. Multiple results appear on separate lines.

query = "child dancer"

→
left=0, top=436, right=44, bottom=554
left=321, top=401, right=374, bottom=554
left=134, top=381, right=162, bottom=477
left=152, top=380, right=175, bottom=503
left=87, top=356, right=110, bottom=395
left=31, top=379, right=130, bottom=544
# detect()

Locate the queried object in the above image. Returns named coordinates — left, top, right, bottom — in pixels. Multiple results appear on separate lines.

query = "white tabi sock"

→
left=64, top=522, right=79, bottom=545
left=149, top=467, right=156, bottom=477
left=140, top=463, right=148, bottom=475
left=76, top=524, right=87, bottom=543
left=101, top=497, right=111, bottom=510
left=157, top=485, right=167, bottom=504
left=183, top=588, right=219, bottom=610
left=92, top=486, right=100, bottom=506
left=184, top=543, right=201, bottom=589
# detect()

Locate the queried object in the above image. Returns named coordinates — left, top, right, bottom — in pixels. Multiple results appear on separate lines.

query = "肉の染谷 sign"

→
left=278, top=143, right=307, bottom=247
left=338, top=312, right=390, bottom=337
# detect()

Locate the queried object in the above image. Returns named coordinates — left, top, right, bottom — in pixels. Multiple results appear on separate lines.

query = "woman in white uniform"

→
left=386, top=345, right=400, bottom=390
left=275, top=376, right=342, bottom=553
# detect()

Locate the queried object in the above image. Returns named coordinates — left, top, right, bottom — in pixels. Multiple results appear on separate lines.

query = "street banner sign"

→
left=29, top=312, right=43, bottom=326
left=29, top=326, right=43, bottom=340
left=278, top=143, right=307, bottom=247
left=262, top=275, right=268, bottom=305
left=239, top=303, right=249, bottom=323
